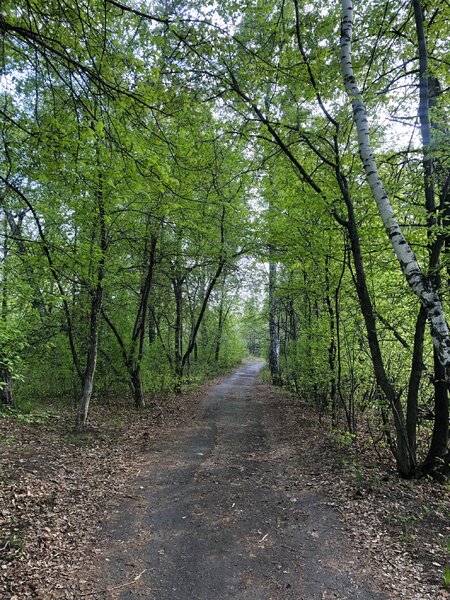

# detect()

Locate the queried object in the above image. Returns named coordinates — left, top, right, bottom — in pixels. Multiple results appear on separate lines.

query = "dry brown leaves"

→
left=270, top=389, right=450, bottom=600
left=0, top=387, right=203, bottom=599
left=1, top=378, right=449, bottom=600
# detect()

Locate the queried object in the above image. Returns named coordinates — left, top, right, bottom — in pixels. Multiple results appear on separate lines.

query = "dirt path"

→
left=96, top=362, right=388, bottom=600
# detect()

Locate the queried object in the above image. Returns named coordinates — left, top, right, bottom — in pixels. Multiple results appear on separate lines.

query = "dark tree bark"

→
left=181, top=260, right=226, bottom=372
left=0, top=219, right=14, bottom=408
left=421, top=351, right=449, bottom=478
left=129, top=234, right=158, bottom=408
left=407, top=306, right=427, bottom=459
left=76, top=176, right=107, bottom=430
left=214, top=276, right=226, bottom=365
left=0, top=366, right=13, bottom=407
left=225, top=44, right=415, bottom=475
left=173, top=276, right=184, bottom=388
left=102, top=234, right=158, bottom=408
left=336, top=173, right=415, bottom=476
left=412, top=0, right=449, bottom=476
left=268, top=260, right=282, bottom=386
left=325, top=255, right=337, bottom=426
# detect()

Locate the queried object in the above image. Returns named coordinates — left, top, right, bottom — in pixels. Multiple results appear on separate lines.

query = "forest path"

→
left=97, top=362, right=387, bottom=600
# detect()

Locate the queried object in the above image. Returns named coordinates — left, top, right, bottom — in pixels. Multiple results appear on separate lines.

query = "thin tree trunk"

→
left=325, top=255, right=337, bottom=426
left=214, top=276, right=226, bottom=365
left=76, top=275, right=104, bottom=430
left=0, top=229, right=12, bottom=408
left=0, top=220, right=13, bottom=408
left=76, top=172, right=107, bottom=430
left=180, top=205, right=228, bottom=377
left=181, top=260, right=225, bottom=371
left=102, top=233, right=157, bottom=408
left=406, top=306, right=427, bottom=459
left=337, top=178, right=414, bottom=475
left=335, top=246, right=349, bottom=429
left=268, top=260, right=282, bottom=386
left=129, top=233, right=158, bottom=408
left=173, top=277, right=184, bottom=390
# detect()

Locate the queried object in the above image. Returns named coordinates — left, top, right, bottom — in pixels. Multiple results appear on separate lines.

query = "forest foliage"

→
left=0, top=0, right=449, bottom=479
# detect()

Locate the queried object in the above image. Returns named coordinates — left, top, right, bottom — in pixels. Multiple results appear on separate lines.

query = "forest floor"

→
left=0, top=361, right=449, bottom=599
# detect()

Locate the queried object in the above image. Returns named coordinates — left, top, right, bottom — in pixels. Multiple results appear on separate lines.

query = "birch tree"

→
left=340, top=0, right=450, bottom=378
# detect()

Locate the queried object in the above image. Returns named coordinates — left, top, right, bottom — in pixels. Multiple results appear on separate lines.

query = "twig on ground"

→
left=79, top=568, right=147, bottom=597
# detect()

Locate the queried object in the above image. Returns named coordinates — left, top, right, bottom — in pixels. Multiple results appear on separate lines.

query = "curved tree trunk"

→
left=339, top=182, right=414, bottom=475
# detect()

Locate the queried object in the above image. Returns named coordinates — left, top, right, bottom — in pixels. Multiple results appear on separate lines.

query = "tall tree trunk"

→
left=0, top=220, right=13, bottom=408
left=340, top=0, right=450, bottom=473
left=179, top=206, right=227, bottom=379
left=336, top=178, right=414, bottom=475
left=102, top=233, right=157, bottom=408
left=181, top=260, right=225, bottom=372
left=406, top=306, right=427, bottom=459
left=76, top=274, right=104, bottom=430
left=214, top=276, right=226, bottom=365
left=268, top=260, right=282, bottom=386
left=76, top=174, right=106, bottom=431
left=325, top=255, right=337, bottom=426
left=129, top=233, right=158, bottom=408
left=422, top=350, right=449, bottom=477
left=412, top=0, right=449, bottom=476
left=173, top=276, right=184, bottom=390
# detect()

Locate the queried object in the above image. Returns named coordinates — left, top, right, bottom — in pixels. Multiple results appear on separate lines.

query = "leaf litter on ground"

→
left=0, top=378, right=449, bottom=599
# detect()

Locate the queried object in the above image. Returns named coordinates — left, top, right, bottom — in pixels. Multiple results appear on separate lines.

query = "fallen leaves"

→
left=1, top=380, right=449, bottom=599
left=0, top=388, right=203, bottom=599
left=269, top=390, right=450, bottom=600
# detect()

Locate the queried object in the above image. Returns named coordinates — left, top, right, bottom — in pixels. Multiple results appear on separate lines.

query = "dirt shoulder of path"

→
left=0, top=371, right=449, bottom=599
left=0, top=377, right=211, bottom=600
left=263, top=386, right=450, bottom=600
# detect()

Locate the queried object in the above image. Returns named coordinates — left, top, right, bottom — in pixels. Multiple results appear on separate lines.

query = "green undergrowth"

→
left=0, top=405, right=58, bottom=426
left=0, top=359, right=246, bottom=447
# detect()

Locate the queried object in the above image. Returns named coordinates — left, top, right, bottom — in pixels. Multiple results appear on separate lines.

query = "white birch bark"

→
left=340, top=0, right=450, bottom=376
